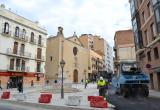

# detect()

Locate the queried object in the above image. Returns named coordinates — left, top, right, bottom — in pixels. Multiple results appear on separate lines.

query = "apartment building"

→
left=88, top=50, right=103, bottom=81
left=114, top=29, right=136, bottom=74
left=0, top=5, right=47, bottom=88
left=129, top=0, right=160, bottom=90
left=79, top=34, right=114, bottom=73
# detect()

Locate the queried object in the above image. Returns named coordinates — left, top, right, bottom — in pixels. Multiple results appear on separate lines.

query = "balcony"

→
left=13, top=35, right=28, bottom=42
left=1, top=29, right=11, bottom=37
left=35, top=55, right=45, bottom=61
left=29, top=39, right=37, bottom=45
left=7, top=65, right=30, bottom=72
left=6, top=48, right=31, bottom=59
left=37, top=41, right=44, bottom=47
left=35, top=68, right=44, bottom=73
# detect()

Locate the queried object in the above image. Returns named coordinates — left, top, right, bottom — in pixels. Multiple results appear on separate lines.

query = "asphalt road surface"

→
left=108, top=89, right=160, bottom=110
left=0, top=101, right=50, bottom=110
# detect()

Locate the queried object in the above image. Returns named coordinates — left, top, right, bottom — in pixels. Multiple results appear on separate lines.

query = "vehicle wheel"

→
left=122, top=88, right=129, bottom=98
left=115, top=88, right=120, bottom=95
left=143, top=87, right=149, bottom=97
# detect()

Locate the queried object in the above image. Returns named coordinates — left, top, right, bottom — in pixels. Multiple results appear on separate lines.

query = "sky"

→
left=1, top=0, right=132, bottom=47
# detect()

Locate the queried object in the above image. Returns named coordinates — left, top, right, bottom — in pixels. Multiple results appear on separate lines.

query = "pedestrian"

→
left=18, top=80, right=23, bottom=93
left=81, top=79, right=83, bottom=83
left=46, top=80, right=49, bottom=85
left=85, top=79, right=88, bottom=89
left=7, top=80, right=10, bottom=89
left=0, top=80, right=2, bottom=90
left=97, top=77, right=106, bottom=97
left=31, top=80, right=34, bottom=87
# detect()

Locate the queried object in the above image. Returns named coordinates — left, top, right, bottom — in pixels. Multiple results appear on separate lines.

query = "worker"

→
left=85, top=79, right=88, bottom=89
left=97, top=77, right=107, bottom=97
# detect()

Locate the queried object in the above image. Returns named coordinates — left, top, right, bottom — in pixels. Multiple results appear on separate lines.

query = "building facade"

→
left=114, top=29, right=136, bottom=74
left=129, top=0, right=160, bottom=91
left=79, top=34, right=114, bottom=73
left=0, top=5, right=47, bottom=88
left=88, top=50, right=103, bottom=81
left=46, top=27, right=89, bottom=83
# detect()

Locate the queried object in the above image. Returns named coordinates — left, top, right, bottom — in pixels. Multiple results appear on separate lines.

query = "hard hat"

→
left=100, top=77, right=103, bottom=80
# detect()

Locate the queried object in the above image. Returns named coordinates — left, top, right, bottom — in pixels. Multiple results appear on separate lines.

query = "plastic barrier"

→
left=66, top=96, right=82, bottom=106
left=88, top=96, right=104, bottom=102
left=1, top=91, right=10, bottom=99
left=40, top=93, right=52, bottom=99
left=90, top=100, right=108, bottom=108
left=88, top=96, right=108, bottom=108
left=38, top=93, right=52, bottom=103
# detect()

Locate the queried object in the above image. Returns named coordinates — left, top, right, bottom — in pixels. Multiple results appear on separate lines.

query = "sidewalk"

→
left=149, top=90, right=160, bottom=98
left=0, top=83, right=115, bottom=110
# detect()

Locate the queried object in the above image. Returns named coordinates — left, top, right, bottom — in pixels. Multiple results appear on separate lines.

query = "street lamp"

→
left=60, top=59, right=65, bottom=99
left=84, top=69, right=87, bottom=88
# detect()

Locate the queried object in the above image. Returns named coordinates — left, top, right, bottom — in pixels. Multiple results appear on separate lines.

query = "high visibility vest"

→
left=97, top=80, right=106, bottom=86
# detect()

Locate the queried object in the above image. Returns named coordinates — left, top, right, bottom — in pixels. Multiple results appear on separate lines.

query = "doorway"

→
left=10, top=76, right=23, bottom=88
left=73, top=69, right=78, bottom=83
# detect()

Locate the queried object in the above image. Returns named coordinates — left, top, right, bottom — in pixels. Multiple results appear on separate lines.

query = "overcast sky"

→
left=1, top=0, right=132, bottom=46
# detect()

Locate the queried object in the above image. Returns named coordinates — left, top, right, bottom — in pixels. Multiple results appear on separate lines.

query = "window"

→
left=130, top=0, right=136, bottom=16
left=142, top=11, right=146, bottom=24
left=16, top=59, right=21, bottom=70
left=140, top=0, right=142, bottom=4
left=37, top=48, right=42, bottom=59
left=22, top=60, right=25, bottom=71
left=155, top=9, right=160, bottom=22
left=13, top=42, right=18, bottom=54
left=50, top=56, right=52, bottom=61
left=147, top=2, right=152, bottom=17
left=20, top=44, right=25, bottom=56
left=37, top=62, right=41, bottom=72
left=144, top=30, right=149, bottom=45
left=73, top=47, right=78, bottom=56
left=4, top=22, right=9, bottom=34
left=15, top=26, right=20, bottom=37
left=22, top=29, right=26, bottom=38
left=38, top=35, right=42, bottom=45
left=30, top=32, right=34, bottom=42
left=152, top=0, right=159, bottom=5
left=147, top=51, right=151, bottom=61
left=154, top=47, right=159, bottom=59
left=150, top=23, right=156, bottom=40
left=9, top=59, right=14, bottom=70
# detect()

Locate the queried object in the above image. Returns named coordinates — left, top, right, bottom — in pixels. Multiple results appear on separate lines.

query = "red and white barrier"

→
left=1, top=91, right=10, bottom=99
left=88, top=96, right=108, bottom=108
left=38, top=93, right=52, bottom=103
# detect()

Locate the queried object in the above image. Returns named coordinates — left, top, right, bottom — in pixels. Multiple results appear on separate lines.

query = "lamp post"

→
left=84, top=69, right=87, bottom=88
left=60, top=59, right=65, bottom=99
left=84, top=69, right=86, bottom=81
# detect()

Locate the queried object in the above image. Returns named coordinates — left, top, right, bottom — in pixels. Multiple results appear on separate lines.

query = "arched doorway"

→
left=73, top=69, right=78, bottom=83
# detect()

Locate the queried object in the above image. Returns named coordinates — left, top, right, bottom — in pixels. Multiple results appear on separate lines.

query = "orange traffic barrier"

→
left=1, top=91, right=10, bottom=99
